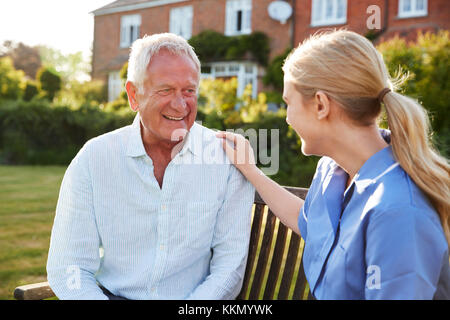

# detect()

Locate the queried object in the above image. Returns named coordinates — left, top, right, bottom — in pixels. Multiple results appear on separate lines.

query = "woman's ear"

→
left=314, top=91, right=331, bottom=120
left=125, top=81, right=139, bottom=112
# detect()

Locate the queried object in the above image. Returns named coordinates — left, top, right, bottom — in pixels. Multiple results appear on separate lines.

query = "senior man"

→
left=46, top=33, right=255, bottom=300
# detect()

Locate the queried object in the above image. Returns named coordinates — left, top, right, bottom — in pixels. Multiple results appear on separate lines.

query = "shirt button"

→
left=161, top=204, right=166, bottom=210
left=160, top=245, right=165, bottom=251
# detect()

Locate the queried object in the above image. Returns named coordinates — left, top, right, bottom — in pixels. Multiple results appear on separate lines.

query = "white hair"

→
left=127, top=33, right=201, bottom=93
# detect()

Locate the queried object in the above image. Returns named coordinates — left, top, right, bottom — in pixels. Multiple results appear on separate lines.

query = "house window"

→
left=398, top=0, right=427, bottom=18
left=170, top=6, right=193, bottom=39
left=108, top=71, right=122, bottom=102
left=120, top=14, right=141, bottom=48
left=225, top=0, right=252, bottom=36
left=311, top=0, right=347, bottom=27
left=201, top=62, right=258, bottom=98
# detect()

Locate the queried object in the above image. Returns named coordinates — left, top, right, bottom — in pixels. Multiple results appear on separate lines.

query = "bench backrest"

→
left=237, top=186, right=312, bottom=300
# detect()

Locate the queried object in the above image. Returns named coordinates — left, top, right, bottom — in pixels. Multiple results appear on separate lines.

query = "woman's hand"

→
left=216, top=131, right=257, bottom=177
left=216, top=131, right=303, bottom=235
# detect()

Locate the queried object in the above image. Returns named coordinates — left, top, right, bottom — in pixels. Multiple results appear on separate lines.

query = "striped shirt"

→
left=46, top=114, right=255, bottom=300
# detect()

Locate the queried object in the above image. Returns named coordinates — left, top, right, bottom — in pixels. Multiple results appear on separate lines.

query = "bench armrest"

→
left=14, top=281, right=55, bottom=300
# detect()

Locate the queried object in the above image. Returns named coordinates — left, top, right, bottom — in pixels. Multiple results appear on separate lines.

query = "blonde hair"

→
left=127, top=33, right=201, bottom=93
left=283, top=29, right=450, bottom=246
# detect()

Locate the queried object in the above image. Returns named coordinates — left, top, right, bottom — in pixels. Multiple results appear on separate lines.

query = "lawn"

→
left=0, top=165, right=66, bottom=300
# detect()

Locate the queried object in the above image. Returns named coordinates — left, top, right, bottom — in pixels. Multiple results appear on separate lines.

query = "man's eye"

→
left=158, top=89, right=172, bottom=95
left=184, top=89, right=196, bottom=96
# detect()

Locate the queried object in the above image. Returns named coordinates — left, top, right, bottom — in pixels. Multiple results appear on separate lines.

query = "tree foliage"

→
left=0, top=40, right=42, bottom=79
left=377, top=30, right=450, bottom=154
left=38, top=46, right=91, bottom=83
left=189, top=30, right=270, bottom=66
left=36, top=67, right=62, bottom=101
left=0, top=56, right=25, bottom=100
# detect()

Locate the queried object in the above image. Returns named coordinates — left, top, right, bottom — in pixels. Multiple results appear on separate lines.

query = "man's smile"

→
left=162, top=114, right=185, bottom=121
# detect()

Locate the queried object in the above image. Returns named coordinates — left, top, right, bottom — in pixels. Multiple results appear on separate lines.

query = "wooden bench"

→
left=14, top=186, right=311, bottom=300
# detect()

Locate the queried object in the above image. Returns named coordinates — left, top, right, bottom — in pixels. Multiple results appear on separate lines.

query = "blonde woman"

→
left=216, top=30, right=450, bottom=300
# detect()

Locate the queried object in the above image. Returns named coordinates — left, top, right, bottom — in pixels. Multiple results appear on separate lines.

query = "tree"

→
left=23, top=81, right=39, bottom=101
left=38, top=46, right=91, bottom=83
left=0, top=41, right=42, bottom=79
left=0, top=56, right=25, bottom=100
left=37, top=67, right=62, bottom=101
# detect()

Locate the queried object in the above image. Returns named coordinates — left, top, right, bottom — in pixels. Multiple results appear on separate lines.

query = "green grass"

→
left=0, top=165, right=66, bottom=300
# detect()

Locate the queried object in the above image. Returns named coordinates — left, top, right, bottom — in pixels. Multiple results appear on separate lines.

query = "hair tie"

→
left=377, top=88, right=391, bottom=103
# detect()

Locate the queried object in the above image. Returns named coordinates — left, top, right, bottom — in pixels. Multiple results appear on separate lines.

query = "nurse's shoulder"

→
left=367, top=163, right=444, bottom=236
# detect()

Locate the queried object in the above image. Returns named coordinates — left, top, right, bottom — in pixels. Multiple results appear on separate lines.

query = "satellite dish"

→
left=268, top=1, right=293, bottom=24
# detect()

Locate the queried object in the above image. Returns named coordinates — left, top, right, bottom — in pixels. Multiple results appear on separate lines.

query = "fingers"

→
left=215, top=131, right=236, bottom=143
left=216, top=131, right=256, bottom=166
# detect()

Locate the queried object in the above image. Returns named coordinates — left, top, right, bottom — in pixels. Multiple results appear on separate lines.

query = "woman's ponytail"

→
left=383, top=91, right=450, bottom=246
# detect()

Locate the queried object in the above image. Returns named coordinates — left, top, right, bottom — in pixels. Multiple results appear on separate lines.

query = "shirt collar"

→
left=320, top=130, right=398, bottom=236
left=346, top=144, right=399, bottom=195
left=126, top=113, right=201, bottom=158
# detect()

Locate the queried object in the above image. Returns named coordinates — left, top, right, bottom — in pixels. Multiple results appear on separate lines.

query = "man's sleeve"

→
left=46, top=142, right=108, bottom=300
left=186, top=165, right=255, bottom=300
left=364, top=206, right=447, bottom=299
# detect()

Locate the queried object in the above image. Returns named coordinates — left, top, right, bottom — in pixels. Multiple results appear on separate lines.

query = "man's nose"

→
left=170, top=92, right=187, bottom=112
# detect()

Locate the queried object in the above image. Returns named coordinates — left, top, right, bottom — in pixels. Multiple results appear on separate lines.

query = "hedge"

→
left=0, top=100, right=134, bottom=165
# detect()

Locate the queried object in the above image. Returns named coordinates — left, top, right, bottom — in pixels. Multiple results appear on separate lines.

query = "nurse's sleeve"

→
left=298, top=157, right=326, bottom=240
left=364, top=206, right=447, bottom=299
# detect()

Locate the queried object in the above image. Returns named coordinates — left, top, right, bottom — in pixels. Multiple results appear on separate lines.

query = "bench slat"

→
left=248, top=210, right=277, bottom=299
left=14, top=282, right=55, bottom=300
left=237, top=203, right=265, bottom=299
left=277, top=233, right=301, bottom=299
left=262, top=219, right=288, bottom=299
left=292, top=256, right=308, bottom=299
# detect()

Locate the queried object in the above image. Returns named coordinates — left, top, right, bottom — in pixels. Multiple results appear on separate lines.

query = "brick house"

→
left=91, top=0, right=449, bottom=101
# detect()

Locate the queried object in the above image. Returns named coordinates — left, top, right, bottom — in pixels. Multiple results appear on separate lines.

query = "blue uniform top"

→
left=299, top=135, right=450, bottom=299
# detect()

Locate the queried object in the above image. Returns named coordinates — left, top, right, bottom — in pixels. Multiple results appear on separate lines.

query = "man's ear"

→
left=125, top=81, right=139, bottom=112
left=314, top=91, right=331, bottom=120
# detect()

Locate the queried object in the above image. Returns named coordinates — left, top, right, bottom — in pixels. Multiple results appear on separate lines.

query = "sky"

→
left=0, top=0, right=114, bottom=59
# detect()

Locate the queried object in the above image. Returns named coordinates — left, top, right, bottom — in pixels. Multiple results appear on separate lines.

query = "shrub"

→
left=0, top=100, right=134, bottom=165
left=263, top=47, right=292, bottom=92
left=36, top=66, right=62, bottom=101
left=23, top=80, right=39, bottom=101
left=377, top=30, right=450, bottom=155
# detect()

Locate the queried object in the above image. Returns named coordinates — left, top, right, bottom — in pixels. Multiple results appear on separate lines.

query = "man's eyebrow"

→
left=154, top=84, right=172, bottom=89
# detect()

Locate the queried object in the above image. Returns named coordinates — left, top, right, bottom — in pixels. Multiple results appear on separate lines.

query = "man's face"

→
left=135, top=50, right=199, bottom=144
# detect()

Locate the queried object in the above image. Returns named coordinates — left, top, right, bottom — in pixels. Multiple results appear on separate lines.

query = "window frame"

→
left=310, top=0, right=347, bottom=27
left=398, top=0, right=428, bottom=18
left=225, top=0, right=252, bottom=36
left=169, top=5, right=193, bottom=39
left=120, top=14, right=141, bottom=48
left=201, top=61, right=258, bottom=99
